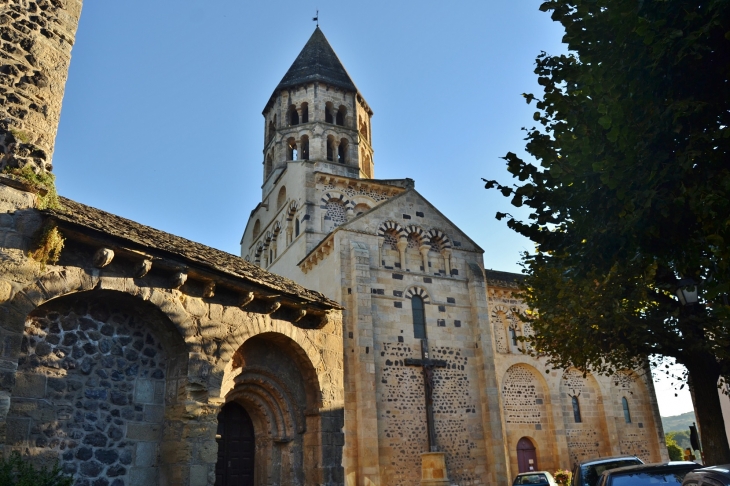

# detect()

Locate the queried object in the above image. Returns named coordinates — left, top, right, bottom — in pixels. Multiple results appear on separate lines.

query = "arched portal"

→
left=216, top=402, right=255, bottom=486
left=517, top=437, right=538, bottom=472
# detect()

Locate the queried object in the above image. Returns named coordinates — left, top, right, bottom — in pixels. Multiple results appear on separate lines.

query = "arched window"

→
left=277, top=186, right=286, bottom=209
left=325, top=102, right=334, bottom=124
left=338, top=138, right=348, bottom=164
left=411, top=296, right=426, bottom=339
left=267, top=120, right=275, bottom=143
left=265, top=153, right=273, bottom=178
left=572, top=396, right=582, bottom=423
left=326, top=135, right=335, bottom=161
left=336, top=105, right=346, bottom=126
left=622, top=397, right=631, bottom=423
left=252, top=220, right=261, bottom=240
left=301, top=135, right=310, bottom=160
left=288, top=105, right=299, bottom=126
left=363, top=153, right=373, bottom=178
left=301, top=102, right=309, bottom=123
left=510, top=326, right=519, bottom=348
left=287, top=137, right=297, bottom=161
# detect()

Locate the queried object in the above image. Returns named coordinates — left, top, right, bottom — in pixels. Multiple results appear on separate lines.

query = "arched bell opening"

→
left=221, top=332, right=333, bottom=486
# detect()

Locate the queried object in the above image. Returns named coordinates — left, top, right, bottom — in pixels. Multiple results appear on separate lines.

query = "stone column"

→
left=396, top=237, right=408, bottom=270
left=441, top=249, right=452, bottom=275
left=0, top=0, right=84, bottom=173
left=419, top=245, right=430, bottom=272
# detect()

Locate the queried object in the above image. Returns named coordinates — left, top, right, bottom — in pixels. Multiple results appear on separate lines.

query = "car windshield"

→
left=609, top=471, right=691, bottom=486
left=516, top=474, right=550, bottom=485
left=582, top=460, right=643, bottom=486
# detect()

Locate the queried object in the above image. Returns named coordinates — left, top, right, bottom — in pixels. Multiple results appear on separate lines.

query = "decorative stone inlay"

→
left=14, top=297, right=168, bottom=486
left=324, top=200, right=347, bottom=226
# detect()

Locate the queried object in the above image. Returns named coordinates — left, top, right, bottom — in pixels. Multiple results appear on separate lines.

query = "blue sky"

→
left=53, top=0, right=692, bottom=417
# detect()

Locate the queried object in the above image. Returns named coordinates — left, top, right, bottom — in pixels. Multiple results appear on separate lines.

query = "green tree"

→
left=667, top=430, right=692, bottom=451
left=666, top=435, right=683, bottom=461
left=484, top=0, right=730, bottom=465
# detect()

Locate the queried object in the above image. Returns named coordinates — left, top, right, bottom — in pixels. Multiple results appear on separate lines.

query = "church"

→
left=239, top=27, right=669, bottom=486
left=0, top=2, right=666, bottom=485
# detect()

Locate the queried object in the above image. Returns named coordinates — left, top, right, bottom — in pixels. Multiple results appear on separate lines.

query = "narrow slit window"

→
left=572, top=396, right=582, bottom=423
left=412, top=296, right=426, bottom=339
left=622, top=397, right=631, bottom=423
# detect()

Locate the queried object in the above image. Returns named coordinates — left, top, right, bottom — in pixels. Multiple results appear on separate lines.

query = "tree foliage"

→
left=0, top=451, right=72, bottom=486
left=485, top=0, right=730, bottom=464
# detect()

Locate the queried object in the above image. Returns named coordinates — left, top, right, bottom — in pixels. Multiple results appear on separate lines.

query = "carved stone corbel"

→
left=265, top=301, right=281, bottom=315
left=240, top=292, right=255, bottom=308
left=203, top=281, right=216, bottom=299
left=134, top=259, right=152, bottom=278
left=93, top=248, right=114, bottom=268
left=293, top=309, right=307, bottom=323
left=171, top=272, right=187, bottom=289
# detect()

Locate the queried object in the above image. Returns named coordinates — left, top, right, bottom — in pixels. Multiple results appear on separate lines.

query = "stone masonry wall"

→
left=0, top=0, right=83, bottom=172
left=8, top=293, right=185, bottom=486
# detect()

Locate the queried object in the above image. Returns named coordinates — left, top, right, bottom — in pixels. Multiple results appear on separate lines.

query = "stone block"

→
left=5, top=417, right=30, bottom=445
left=135, top=442, right=158, bottom=467
left=126, top=423, right=162, bottom=441
left=135, top=378, right=155, bottom=404
left=13, top=372, right=46, bottom=398
left=144, top=404, right=164, bottom=423
left=189, top=465, right=210, bottom=486
left=196, top=440, right=218, bottom=464
left=129, top=467, right=158, bottom=486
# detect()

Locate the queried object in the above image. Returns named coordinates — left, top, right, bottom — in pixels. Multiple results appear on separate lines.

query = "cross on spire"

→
left=312, top=9, right=319, bottom=27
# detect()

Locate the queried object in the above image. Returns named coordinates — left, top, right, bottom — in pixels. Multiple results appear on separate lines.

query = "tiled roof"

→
left=46, top=197, right=340, bottom=309
left=275, top=27, right=357, bottom=93
left=485, top=270, right=525, bottom=289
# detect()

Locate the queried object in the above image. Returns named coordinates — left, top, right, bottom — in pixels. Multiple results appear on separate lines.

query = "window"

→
left=277, top=186, right=286, bottom=209
left=338, top=138, right=348, bottom=163
left=325, top=102, right=334, bottom=123
left=295, top=218, right=300, bottom=237
left=326, top=135, right=335, bottom=161
left=265, top=153, right=273, bottom=178
left=572, top=396, right=582, bottom=423
left=287, top=137, right=297, bottom=161
left=288, top=105, right=299, bottom=126
left=252, top=220, right=261, bottom=240
left=301, top=102, right=309, bottom=123
left=511, top=327, right=518, bottom=347
left=412, top=296, right=426, bottom=339
left=336, top=105, right=346, bottom=126
left=301, top=135, right=309, bottom=160
left=622, top=397, right=631, bottom=423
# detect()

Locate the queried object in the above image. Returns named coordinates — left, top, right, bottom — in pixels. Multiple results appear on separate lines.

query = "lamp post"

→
left=676, top=278, right=699, bottom=306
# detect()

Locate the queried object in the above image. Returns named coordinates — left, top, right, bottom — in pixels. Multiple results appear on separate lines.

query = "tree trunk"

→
left=685, top=354, right=730, bottom=465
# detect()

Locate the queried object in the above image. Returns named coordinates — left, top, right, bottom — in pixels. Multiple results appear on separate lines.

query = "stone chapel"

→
left=0, top=2, right=668, bottom=485
left=239, top=27, right=669, bottom=486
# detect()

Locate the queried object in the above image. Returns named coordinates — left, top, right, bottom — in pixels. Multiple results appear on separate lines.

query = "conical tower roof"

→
left=275, top=27, right=357, bottom=93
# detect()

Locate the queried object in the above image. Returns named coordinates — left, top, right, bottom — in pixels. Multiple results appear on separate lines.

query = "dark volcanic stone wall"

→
left=0, top=0, right=83, bottom=172
left=7, top=293, right=185, bottom=486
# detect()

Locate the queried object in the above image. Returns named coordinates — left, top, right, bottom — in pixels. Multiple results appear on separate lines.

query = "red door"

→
left=216, top=402, right=255, bottom=486
left=517, top=437, right=538, bottom=473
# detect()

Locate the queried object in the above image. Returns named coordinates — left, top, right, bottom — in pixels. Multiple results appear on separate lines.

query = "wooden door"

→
left=517, top=437, right=538, bottom=473
left=216, top=402, right=255, bottom=486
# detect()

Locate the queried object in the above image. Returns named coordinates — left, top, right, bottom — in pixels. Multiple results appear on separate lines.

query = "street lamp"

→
left=676, top=278, right=699, bottom=306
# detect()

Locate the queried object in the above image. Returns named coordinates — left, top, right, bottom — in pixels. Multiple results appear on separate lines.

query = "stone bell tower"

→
left=260, top=27, right=374, bottom=198
left=0, top=0, right=84, bottom=174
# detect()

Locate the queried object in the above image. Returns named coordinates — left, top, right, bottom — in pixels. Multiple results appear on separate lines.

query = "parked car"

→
left=514, top=471, right=560, bottom=486
left=573, top=456, right=645, bottom=486
left=682, top=465, right=730, bottom=486
left=597, top=462, right=702, bottom=486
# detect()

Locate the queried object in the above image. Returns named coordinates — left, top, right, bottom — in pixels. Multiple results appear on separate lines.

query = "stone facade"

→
left=240, top=27, right=669, bottom=486
left=0, top=184, right=345, bottom=485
